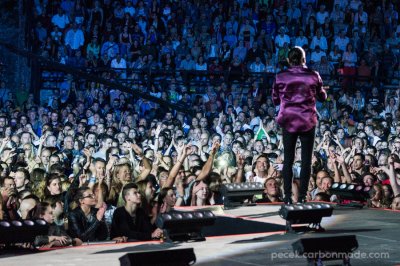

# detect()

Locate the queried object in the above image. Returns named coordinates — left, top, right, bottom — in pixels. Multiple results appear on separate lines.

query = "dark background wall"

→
left=0, top=0, right=30, bottom=94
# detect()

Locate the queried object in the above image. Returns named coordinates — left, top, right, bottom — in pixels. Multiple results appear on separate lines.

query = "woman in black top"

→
left=68, top=187, right=107, bottom=245
left=110, top=183, right=162, bottom=242
left=33, top=201, right=72, bottom=247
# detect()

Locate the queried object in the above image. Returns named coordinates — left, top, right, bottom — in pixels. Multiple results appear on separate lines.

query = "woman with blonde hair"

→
left=108, top=163, right=133, bottom=207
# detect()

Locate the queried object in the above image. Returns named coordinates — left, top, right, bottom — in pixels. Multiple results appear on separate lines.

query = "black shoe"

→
left=283, top=196, right=293, bottom=205
left=297, top=197, right=306, bottom=204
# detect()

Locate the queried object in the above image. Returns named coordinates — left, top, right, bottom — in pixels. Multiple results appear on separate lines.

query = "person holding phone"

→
left=272, top=46, right=327, bottom=204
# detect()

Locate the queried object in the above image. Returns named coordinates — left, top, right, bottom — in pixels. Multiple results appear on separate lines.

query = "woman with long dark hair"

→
left=33, top=201, right=72, bottom=247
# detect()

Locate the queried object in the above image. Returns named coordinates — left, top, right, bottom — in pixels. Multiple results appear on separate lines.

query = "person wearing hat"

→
left=272, top=46, right=327, bottom=204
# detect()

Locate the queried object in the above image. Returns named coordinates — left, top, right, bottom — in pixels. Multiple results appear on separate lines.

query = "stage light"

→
left=292, top=235, right=358, bottom=265
left=0, top=219, right=49, bottom=245
left=329, top=182, right=370, bottom=202
left=279, top=203, right=333, bottom=232
left=220, top=182, right=264, bottom=207
left=119, top=248, right=196, bottom=266
left=156, top=210, right=216, bottom=242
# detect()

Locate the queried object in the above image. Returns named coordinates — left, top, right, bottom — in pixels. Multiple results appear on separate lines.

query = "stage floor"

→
left=1, top=204, right=399, bottom=266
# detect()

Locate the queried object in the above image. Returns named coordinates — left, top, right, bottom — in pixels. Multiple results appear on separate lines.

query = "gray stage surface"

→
left=1, top=204, right=399, bottom=266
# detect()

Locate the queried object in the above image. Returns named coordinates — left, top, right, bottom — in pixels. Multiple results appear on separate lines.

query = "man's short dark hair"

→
left=354, top=153, right=365, bottom=161
left=288, top=46, right=305, bottom=66
left=101, top=134, right=113, bottom=143
left=85, top=131, right=97, bottom=139
left=315, top=192, right=330, bottom=202
left=93, top=158, right=106, bottom=165
left=122, top=183, right=138, bottom=202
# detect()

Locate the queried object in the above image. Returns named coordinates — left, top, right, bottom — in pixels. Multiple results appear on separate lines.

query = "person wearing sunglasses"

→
left=67, top=186, right=108, bottom=245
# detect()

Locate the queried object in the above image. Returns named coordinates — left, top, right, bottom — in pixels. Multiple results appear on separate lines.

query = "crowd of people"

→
left=28, top=0, right=400, bottom=86
left=0, top=0, right=400, bottom=247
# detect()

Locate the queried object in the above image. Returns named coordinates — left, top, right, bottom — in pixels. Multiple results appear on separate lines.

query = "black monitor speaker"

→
left=220, top=182, right=264, bottom=207
left=0, top=219, right=49, bottom=244
left=156, top=210, right=216, bottom=242
left=279, top=203, right=333, bottom=232
left=292, top=235, right=358, bottom=265
left=329, top=182, right=370, bottom=202
left=119, top=248, right=196, bottom=266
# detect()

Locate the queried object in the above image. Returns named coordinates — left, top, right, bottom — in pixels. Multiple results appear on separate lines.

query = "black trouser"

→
left=282, top=127, right=315, bottom=200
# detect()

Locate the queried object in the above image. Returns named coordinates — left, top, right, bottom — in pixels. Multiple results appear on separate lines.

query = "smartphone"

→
left=274, top=163, right=283, bottom=171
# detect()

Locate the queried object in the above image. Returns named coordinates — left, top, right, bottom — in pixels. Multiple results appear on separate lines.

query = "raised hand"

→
left=176, top=143, right=185, bottom=157
left=154, top=152, right=162, bottom=163
left=98, top=173, right=105, bottom=184
left=106, top=156, right=117, bottom=172
left=131, top=143, right=143, bottom=155
left=96, top=203, right=106, bottom=221
left=123, top=140, right=132, bottom=150
left=182, top=144, right=192, bottom=157
left=235, top=151, right=244, bottom=169
left=211, top=141, right=220, bottom=155
left=1, top=137, right=10, bottom=147
left=79, top=174, right=88, bottom=187
left=155, top=124, right=162, bottom=137
left=335, top=154, right=344, bottom=164
left=388, top=154, right=395, bottom=165
left=82, top=148, right=92, bottom=158
left=39, top=134, right=46, bottom=144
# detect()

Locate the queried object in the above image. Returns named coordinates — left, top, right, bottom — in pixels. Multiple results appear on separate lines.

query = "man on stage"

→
left=272, top=46, right=327, bottom=204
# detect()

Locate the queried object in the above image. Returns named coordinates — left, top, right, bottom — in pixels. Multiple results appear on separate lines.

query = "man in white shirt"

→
left=294, top=29, right=309, bottom=48
left=364, top=125, right=381, bottom=146
left=252, top=154, right=270, bottom=184
left=286, top=2, right=302, bottom=23
left=275, top=27, right=290, bottom=50
left=101, top=35, right=119, bottom=59
left=179, top=54, right=196, bottom=70
left=51, top=8, right=69, bottom=30
left=249, top=57, right=266, bottom=73
left=330, top=4, right=344, bottom=23
left=316, top=5, right=330, bottom=25
left=334, top=0, right=348, bottom=11
left=353, top=5, right=368, bottom=27
left=310, top=45, right=327, bottom=64
left=310, top=29, right=328, bottom=51
left=334, top=30, right=350, bottom=52
left=65, top=22, right=85, bottom=54
left=124, top=1, right=135, bottom=17
left=111, top=53, right=127, bottom=79
left=226, top=15, right=239, bottom=34
left=92, top=135, right=113, bottom=160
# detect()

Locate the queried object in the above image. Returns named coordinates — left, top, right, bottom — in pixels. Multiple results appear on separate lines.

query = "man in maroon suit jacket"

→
left=272, top=46, right=327, bottom=204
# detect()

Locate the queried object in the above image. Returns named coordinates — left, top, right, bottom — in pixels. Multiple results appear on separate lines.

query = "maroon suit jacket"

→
left=272, top=65, right=327, bottom=133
